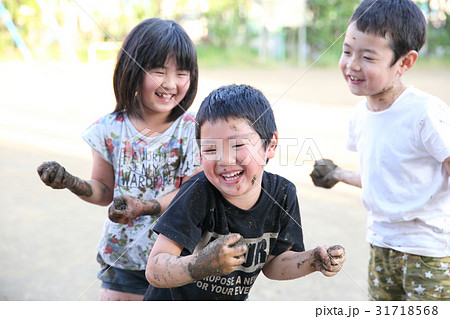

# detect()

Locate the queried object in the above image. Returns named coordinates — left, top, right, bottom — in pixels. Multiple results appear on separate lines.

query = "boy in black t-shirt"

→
left=144, top=84, right=346, bottom=300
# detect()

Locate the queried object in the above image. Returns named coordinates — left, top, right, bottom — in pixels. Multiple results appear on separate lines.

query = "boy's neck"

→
left=366, top=82, right=407, bottom=112
left=222, top=180, right=263, bottom=211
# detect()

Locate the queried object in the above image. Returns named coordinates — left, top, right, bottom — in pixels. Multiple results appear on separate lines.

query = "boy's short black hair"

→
left=350, top=0, right=426, bottom=65
left=195, top=84, right=277, bottom=148
left=113, top=18, right=198, bottom=122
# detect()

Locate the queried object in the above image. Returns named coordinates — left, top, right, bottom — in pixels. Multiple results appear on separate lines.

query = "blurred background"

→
left=1, top=0, right=449, bottom=302
left=1, top=0, right=449, bottom=65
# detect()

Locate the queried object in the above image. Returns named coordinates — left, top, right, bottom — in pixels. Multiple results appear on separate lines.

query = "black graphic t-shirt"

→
left=144, top=171, right=305, bottom=301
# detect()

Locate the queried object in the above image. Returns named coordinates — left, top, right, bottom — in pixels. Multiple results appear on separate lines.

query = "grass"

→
left=2, top=42, right=449, bottom=70
left=196, top=44, right=279, bottom=69
left=414, top=55, right=450, bottom=69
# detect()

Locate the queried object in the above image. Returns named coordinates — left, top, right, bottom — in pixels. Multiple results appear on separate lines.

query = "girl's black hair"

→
left=195, top=84, right=277, bottom=149
left=113, top=18, right=198, bottom=122
left=350, top=0, right=426, bottom=66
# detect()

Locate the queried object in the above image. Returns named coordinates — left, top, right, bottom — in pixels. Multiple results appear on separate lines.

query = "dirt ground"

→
left=0, top=60, right=449, bottom=301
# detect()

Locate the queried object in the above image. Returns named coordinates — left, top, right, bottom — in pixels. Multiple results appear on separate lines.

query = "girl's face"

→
left=339, top=23, right=405, bottom=111
left=141, top=56, right=190, bottom=118
left=200, top=118, right=277, bottom=210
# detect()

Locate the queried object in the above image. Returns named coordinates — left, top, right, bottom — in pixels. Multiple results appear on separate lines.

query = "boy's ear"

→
left=397, top=50, right=418, bottom=75
left=266, top=132, right=278, bottom=159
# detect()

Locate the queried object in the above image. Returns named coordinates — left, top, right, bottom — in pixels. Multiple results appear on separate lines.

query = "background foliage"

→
left=1, top=0, right=449, bottom=66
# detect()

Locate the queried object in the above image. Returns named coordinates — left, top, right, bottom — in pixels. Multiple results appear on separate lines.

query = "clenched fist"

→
left=310, top=159, right=340, bottom=189
left=37, top=161, right=73, bottom=189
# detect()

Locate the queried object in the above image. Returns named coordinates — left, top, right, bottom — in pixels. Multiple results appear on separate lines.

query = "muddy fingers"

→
left=188, top=234, right=248, bottom=281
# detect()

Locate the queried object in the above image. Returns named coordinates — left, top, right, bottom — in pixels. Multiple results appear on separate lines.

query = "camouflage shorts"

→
left=368, top=245, right=450, bottom=301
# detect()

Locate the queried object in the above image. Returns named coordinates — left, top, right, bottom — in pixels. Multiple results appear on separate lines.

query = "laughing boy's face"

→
left=200, top=117, right=276, bottom=210
left=339, top=23, right=406, bottom=111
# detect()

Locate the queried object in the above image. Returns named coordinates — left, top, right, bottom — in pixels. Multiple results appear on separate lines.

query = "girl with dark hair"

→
left=37, top=18, right=202, bottom=300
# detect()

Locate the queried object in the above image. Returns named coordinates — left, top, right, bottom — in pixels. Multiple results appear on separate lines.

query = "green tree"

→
left=416, top=0, right=450, bottom=57
left=306, top=0, right=359, bottom=62
left=203, top=0, right=251, bottom=48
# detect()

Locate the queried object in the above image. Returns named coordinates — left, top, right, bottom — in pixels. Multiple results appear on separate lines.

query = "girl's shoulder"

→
left=168, top=111, right=197, bottom=134
left=180, top=111, right=197, bottom=124
left=172, top=111, right=197, bottom=128
left=90, top=111, right=127, bottom=127
left=83, top=112, right=129, bottom=141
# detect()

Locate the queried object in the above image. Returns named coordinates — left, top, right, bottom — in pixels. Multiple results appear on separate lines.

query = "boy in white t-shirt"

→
left=310, top=0, right=450, bottom=300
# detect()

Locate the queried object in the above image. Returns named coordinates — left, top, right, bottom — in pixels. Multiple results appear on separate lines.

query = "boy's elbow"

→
left=261, top=256, right=282, bottom=280
left=145, top=258, right=173, bottom=288
left=145, top=262, right=161, bottom=287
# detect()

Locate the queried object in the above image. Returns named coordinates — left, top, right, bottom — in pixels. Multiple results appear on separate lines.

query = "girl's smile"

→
left=141, top=56, right=190, bottom=117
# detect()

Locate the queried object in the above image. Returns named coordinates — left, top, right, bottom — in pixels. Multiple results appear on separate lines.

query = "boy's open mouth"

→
left=221, top=171, right=243, bottom=182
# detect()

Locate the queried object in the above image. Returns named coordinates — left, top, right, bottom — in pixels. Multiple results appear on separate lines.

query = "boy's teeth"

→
left=222, top=171, right=242, bottom=181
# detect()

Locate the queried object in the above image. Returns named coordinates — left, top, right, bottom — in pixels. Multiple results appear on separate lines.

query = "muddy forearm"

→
left=149, top=190, right=178, bottom=217
left=264, top=245, right=345, bottom=280
left=146, top=253, right=197, bottom=288
left=37, top=161, right=113, bottom=206
left=65, top=173, right=93, bottom=197
left=65, top=175, right=112, bottom=206
left=122, top=187, right=178, bottom=219
left=139, top=199, right=162, bottom=217
left=263, top=250, right=315, bottom=280
left=146, top=234, right=246, bottom=288
left=147, top=250, right=234, bottom=288
left=79, top=179, right=113, bottom=206
left=109, top=197, right=163, bottom=224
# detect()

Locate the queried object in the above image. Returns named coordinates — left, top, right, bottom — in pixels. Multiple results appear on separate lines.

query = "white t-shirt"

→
left=347, top=86, right=450, bottom=257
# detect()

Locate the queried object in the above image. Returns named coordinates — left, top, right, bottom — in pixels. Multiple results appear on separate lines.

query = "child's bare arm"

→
left=310, top=159, right=361, bottom=188
left=146, top=233, right=248, bottom=288
left=262, top=245, right=346, bottom=280
left=37, top=150, right=114, bottom=206
left=333, top=167, right=361, bottom=188
left=108, top=195, right=169, bottom=224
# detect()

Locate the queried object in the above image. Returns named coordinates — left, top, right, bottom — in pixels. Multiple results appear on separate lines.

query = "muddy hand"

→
left=310, top=159, right=339, bottom=189
left=327, top=245, right=345, bottom=265
left=108, top=196, right=138, bottom=224
left=189, top=233, right=248, bottom=281
left=311, top=245, right=345, bottom=277
left=37, top=161, right=72, bottom=189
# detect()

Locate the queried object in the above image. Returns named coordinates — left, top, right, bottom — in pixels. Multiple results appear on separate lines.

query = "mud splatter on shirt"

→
left=83, top=111, right=201, bottom=270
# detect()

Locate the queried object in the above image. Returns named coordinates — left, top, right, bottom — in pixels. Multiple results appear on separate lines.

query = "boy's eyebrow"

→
left=228, top=132, right=257, bottom=139
left=200, top=133, right=257, bottom=143
left=343, top=42, right=378, bottom=55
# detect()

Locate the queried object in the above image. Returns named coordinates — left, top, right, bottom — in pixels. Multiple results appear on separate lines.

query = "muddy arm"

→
left=310, top=159, right=361, bottom=189
left=37, top=150, right=114, bottom=206
left=262, top=245, right=346, bottom=280
left=146, top=233, right=247, bottom=288
left=108, top=167, right=204, bottom=224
